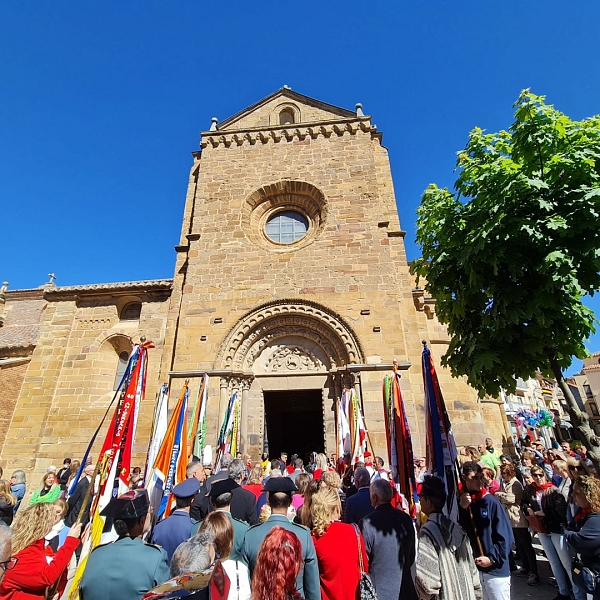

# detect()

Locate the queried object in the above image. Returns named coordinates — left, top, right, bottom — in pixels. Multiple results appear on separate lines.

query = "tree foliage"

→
left=415, top=90, right=600, bottom=400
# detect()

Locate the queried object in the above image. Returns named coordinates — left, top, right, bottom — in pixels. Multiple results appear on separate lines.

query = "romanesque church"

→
left=0, top=89, right=508, bottom=478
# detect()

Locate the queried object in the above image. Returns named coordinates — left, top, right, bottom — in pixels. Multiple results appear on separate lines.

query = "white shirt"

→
left=222, top=560, right=251, bottom=600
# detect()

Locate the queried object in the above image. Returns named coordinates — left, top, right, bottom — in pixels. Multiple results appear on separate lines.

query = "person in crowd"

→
left=479, top=438, right=502, bottom=480
left=458, top=461, right=512, bottom=600
left=287, top=458, right=304, bottom=485
left=187, top=460, right=210, bottom=522
left=65, top=463, right=95, bottom=529
left=564, top=475, right=600, bottom=600
left=572, top=444, right=593, bottom=469
left=373, top=456, right=390, bottom=480
left=521, top=467, right=533, bottom=486
left=228, top=459, right=258, bottom=525
left=29, top=473, right=61, bottom=506
left=286, top=455, right=297, bottom=476
left=561, top=441, right=574, bottom=456
left=0, top=503, right=82, bottom=599
left=312, top=453, right=329, bottom=481
left=481, top=468, right=500, bottom=495
left=151, top=478, right=200, bottom=563
left=520, top=451, right=535, bottom=468
left=359, top=478, right=416, bottom=600
left=0, top=524, right=12, bottom=585
left=170, top=530, right=215, bottom=576
left=243, top=477, right=319, bottom=600
left=208, top=454, right=234, bottom=490
left=310, top=486, right=368, bottom=600
left=242, top=466, right=264, bottom=500
left=0, top=483, right=16, bottom=526
left=46, top=499, right=67, bottom=553
left=277, top=452, right=288, bottom=473
left=343, top=467, right=373, bottom=524
left=320, top=471, right=346, bottom=518
left=499, top=454, right=523, bottom=483
left=459, top=446, right=481, bottom=466
left=344, top=461, right=365, bottom=499
left=199, top=511, right=251, bottom=600
left=292, top=473, right=311, bottom=511
left=522, top=464, right=584, bottom=600
left=65, top=459, right=81, bottom=491
left=566, top=458, right=588, bottom=521
left=416, top=475, right=481, bottom=600
left=192, top=478, right=249, bottom=562
left=414, top=457, right=427, bottom=484
left=9, top=471, right=26, bottom=515
left=363, top=452, right=375, bottom=478
left=552, top=459, right=571, bottom=501
left=55, top=459, right=71, bottom=491
left=494, top=463, right=539, bottom=585
left=250, top=526, right=304, bottom=600
left=79, top=489, right=170, bottom=600
left=295, top=479, right=321, bottom=528
left=260, top=453, right=271, bottom=477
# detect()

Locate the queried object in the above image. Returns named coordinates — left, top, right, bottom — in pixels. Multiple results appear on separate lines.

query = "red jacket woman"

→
left=0, top=503, right=81, bottom=600
left=310, top=487, right=368, bottom=600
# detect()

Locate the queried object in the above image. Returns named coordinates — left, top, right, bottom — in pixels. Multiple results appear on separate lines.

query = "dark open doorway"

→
left=263, top=389, right=325, bottom=460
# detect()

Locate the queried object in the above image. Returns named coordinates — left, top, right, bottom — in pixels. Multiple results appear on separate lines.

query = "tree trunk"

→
left=547, top=355, right=600, bottom=474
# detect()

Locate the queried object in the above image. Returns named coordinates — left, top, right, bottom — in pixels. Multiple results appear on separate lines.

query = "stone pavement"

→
left=512, top=560, right=558, bottom=600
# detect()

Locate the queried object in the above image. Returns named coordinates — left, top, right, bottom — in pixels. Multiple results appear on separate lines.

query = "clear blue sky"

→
left=1, top=2, right=598, bottom=372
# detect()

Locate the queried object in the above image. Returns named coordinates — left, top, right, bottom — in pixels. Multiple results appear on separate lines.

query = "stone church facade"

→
left=0, top=89, right=509, bottom=480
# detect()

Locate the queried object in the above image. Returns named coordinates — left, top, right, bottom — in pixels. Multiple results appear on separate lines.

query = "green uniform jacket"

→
left=191, top=510, right=249, bottom=563
left=242, top=514, right=320, bottom=600
left=79, top=536, right=170, bottom=600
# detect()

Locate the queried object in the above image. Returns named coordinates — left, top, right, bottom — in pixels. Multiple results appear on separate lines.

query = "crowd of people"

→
left=0, top=440, right=598, bottom=600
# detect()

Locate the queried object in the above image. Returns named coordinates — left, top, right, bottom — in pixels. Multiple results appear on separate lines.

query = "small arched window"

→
left=279, top=109, right=295, bottom=125
left=114, top=351, right=129, bottom=390
left=120, top=302, right=141, bottom=321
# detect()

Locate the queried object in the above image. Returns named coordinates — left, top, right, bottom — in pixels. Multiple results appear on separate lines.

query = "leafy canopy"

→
left=415, top=90, right=600, bottom=397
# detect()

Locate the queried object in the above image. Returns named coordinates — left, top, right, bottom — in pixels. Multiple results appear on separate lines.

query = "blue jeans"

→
left=538, top=532, right=586, bottom=600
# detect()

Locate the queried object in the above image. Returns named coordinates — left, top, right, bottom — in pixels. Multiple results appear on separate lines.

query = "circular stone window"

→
left=243, top=180, right=327, bottom=252
left=265, top=210, right=309, bottom=244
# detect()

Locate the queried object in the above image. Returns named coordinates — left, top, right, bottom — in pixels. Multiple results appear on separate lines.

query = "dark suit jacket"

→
left=359, top=504, right=417, bottom=600
left=343, top=487, right=373, bottom=524
left=230, top=483, right=258, bottom=525
left=190, top=483, right=210, bottom=522
left=65, top=476, right=90, bottom=527
left=206, top=470, right=229, bottom=492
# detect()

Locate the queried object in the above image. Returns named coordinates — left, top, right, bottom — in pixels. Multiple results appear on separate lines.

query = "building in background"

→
left=0, top=89, right=510, bottom=482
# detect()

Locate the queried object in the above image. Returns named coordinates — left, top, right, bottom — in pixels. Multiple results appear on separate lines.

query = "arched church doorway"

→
left=263, top=389, right=325, bottom=459
left=215, top=300, right=364, bottom=459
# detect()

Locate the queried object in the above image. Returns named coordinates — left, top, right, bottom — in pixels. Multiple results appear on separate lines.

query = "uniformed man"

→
left=191, top=478, right=249, bottom=562
left=79, top=489, right=170, bottom=600
left=242, top=477, right=320, bottom=600
left=151, top=478, right=199, bottom=562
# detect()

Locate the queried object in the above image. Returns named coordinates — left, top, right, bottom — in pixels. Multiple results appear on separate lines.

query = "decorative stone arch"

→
left=215, top=299, right=364, bottom=371
left=242, top=180, right=328, bottom=252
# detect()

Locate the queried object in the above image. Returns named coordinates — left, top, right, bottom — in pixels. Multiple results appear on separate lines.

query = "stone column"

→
left=240, top=377, right=251, bottom=455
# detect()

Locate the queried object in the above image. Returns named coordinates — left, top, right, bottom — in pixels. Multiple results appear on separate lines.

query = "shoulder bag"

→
left=352, top=524, right=378, bottom=600
left=572, top=558, right=600, bottom=595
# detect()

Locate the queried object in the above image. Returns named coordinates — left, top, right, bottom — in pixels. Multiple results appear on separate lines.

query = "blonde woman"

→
left=310, top=487, right=368, bottom=600
left=0, top=482, right=16, bottom=526
left=0, top=503, right=81, bottom=599
left=29, top=473, right=61, bottom=506
left=313, top=453, right=329, bottom=481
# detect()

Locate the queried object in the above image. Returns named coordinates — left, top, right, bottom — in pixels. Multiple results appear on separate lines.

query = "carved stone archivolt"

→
left=265, top=345, right=323, bottom=372
left=215, top=300, right=363, bottom=372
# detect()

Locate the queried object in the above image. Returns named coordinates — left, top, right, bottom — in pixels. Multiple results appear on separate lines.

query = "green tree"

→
left=415, top=90, right=600, bottom=468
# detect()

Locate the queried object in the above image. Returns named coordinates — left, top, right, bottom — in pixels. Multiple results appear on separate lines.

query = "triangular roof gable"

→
left=216, top=88, right=357, bottom=131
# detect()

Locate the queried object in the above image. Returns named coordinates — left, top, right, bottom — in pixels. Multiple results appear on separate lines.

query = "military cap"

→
left=262, top=477, right=298, bottom=493
left=172, top=478, right=200, bottom=498
left=208, top=478, right=237, bottom=497
left=100, top=488, right=149, bottom=519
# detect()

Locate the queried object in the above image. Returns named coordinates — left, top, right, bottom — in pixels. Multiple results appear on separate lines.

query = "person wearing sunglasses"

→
left=522, top=466, right=585, bottom=600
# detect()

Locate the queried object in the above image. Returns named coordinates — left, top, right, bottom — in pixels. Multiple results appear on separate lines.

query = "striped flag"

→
left=146, top=382, right=189, bottom=520
left=188, top=374, right=209, bottom=460
left=144, top=383, right=169, bottom=487
left=68, top=341, right=153, bottom=599
left=383, top=362, right=418, bottom=517
left=422, top=341, right=460, bottom=519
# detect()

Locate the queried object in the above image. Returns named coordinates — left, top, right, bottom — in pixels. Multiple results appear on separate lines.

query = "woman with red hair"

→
left=251, top=526, right=303, bottom=600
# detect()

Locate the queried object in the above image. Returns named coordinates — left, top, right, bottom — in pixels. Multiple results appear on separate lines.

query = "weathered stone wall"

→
left=0, top=284, right=171, bottom=489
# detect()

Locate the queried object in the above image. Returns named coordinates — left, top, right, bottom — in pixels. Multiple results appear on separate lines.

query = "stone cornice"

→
left=200, top=117, right=380, bottom=149
left=44, top=279, right=173, bottom=300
